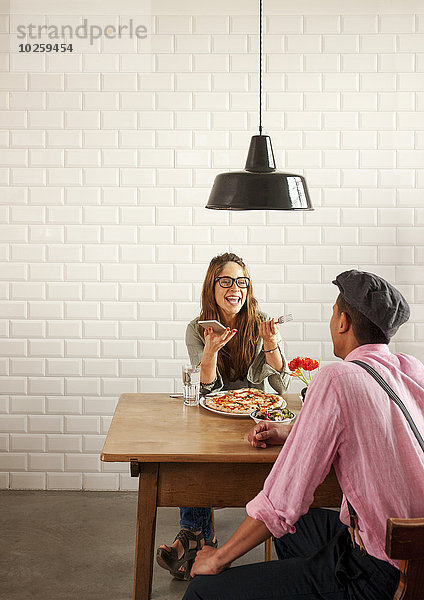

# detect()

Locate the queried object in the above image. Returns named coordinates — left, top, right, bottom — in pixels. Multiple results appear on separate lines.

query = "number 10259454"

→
left=18, top=43, right=73, bottom=52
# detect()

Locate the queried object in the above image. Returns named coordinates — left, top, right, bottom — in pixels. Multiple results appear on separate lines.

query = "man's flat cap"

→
left=332, top=269, right=410, bottom=339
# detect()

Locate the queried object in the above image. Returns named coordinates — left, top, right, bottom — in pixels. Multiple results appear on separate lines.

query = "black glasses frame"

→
left=215, top=276, right=251, bottom=289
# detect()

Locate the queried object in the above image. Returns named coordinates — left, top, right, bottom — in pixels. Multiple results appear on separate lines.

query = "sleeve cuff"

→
left=247, top=342, right=290, bottom=394
left=246, top=491, right=296, bottom=539
left=200, top=371, right=223, bottom=395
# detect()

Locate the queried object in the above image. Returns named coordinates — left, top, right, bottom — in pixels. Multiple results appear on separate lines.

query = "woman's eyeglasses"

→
left=215, top=276, right=250, bottom=289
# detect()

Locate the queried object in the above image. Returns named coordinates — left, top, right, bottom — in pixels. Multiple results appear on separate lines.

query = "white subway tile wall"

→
left=1, top=1, right=423, bottom=489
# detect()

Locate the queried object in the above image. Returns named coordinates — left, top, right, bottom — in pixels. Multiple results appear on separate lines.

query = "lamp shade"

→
left=206, top=135, right=313, bottom=211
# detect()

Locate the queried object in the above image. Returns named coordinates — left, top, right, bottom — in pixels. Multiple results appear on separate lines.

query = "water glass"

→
left=182, top=364, right=200, bottom=406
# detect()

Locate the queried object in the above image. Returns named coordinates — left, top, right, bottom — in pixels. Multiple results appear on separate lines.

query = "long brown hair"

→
left=199, top=253, right=261, bottom=381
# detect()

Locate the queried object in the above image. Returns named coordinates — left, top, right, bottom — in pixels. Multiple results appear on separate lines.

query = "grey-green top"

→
left=185, top=313, right=291, bottom=395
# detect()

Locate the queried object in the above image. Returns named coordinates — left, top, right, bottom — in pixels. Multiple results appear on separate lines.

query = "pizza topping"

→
left=204, top=388, right=284, bottom=415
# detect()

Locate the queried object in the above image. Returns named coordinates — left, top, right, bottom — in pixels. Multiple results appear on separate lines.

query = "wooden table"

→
left=101, top=393, right=342, bottom=600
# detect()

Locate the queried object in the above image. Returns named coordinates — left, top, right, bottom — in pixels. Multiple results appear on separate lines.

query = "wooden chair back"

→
left=385, top=517, right=424, bottom=600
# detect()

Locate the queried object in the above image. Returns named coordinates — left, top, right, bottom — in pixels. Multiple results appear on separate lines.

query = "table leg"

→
left=133, top=462, right=159, bottom=600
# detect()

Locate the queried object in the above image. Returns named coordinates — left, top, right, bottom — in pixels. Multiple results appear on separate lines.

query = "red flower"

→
left=301, top=357, right=319, bottom=371
left=288, top=357, right=302, bottom=371
left=288, top=356, right=320, bottom=387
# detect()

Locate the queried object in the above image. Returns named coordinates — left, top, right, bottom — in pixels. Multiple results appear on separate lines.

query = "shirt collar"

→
left=345, top=344, right=391, bottom=362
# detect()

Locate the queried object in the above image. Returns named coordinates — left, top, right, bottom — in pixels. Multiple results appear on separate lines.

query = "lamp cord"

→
left=259, top=0, right=263, bottom=135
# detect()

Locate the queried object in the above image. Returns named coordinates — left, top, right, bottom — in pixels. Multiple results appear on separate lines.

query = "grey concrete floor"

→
left=0, top=491, right=272, bottom=600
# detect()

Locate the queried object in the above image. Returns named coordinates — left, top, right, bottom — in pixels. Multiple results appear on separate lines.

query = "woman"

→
left=156, top=253, right=290, bottom=580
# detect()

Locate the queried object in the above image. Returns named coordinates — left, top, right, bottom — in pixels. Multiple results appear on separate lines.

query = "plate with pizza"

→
left=200, top=388, right=286, bottom=417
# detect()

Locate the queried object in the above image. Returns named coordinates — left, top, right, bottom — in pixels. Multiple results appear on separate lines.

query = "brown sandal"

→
left=156, top=529, right=204, bottom=581
left=172, top=534, right=218, bottom=581
left=205, top=535, right=218, bottom=548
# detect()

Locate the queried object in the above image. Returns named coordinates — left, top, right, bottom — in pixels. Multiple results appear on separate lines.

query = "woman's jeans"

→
left=179, top=507, right=213, bottom=541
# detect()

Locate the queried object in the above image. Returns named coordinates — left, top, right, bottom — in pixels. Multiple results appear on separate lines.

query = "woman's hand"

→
left=203, top=326, right=237, bottom=356
left=200, top=327, right=237, bottom=384
left=259, top=318, right=278, bottom=347
left=259, top=319, right=283, bottom=372
left=190, top=546, right=230, bottom=577
left=248, top=421, right=293, bottom=448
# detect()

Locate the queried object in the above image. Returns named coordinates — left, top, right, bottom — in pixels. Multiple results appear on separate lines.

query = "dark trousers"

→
left=182, top=508, right=399, bottom=600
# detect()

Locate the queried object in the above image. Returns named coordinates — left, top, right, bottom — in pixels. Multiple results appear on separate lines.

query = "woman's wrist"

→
left=263, top=346, right=278, bottom=354
left=200, top=375, right=217, bottom=386
left=201, top=358, right=217, bottom=373
left=201, top=349, right=217, bottom=364
left=262, top=337, right=278, bottom=351
left=200, top=354, right=217, bottom=386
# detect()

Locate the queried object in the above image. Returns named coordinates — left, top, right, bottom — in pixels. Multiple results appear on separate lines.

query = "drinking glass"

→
left=182, top=364, right=200, bottom=406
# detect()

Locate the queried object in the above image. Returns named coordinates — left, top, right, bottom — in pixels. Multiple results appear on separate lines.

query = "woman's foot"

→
left=159, top=533, right=217, bottom=554
left=172, top=534, right=218, bottom=580
left=156, top=529, right=203, bottom=581
left=204, top=534, right=218, bottom=548
left=156, top=530, right=217, bottom=580
left=159, top=529, right=201, bottom=557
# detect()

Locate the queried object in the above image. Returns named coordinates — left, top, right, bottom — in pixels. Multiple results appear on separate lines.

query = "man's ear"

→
left=339, top=311, right=351, bottom=333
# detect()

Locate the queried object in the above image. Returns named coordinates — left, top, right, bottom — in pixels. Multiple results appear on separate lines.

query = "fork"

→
left=275, top=313, right=293, bottom=324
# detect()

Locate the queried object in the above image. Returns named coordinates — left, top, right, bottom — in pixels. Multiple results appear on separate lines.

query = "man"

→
left=182, top=270, right=424, bottom=600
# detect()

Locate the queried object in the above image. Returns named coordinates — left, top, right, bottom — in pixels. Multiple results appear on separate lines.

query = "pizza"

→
left=204, top=388, right=284, bottom=415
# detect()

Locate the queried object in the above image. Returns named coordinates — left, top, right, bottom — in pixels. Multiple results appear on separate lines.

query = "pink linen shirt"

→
left=246, top=344, right=424, bottom=567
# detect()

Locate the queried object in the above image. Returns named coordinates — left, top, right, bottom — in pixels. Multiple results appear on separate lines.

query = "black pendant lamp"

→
left=206, top=1, right=313, bottom=211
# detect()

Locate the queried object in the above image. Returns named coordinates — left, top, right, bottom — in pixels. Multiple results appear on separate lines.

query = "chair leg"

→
left=211, top=508, right=215, bottom=531
left=265, top=536, right=272, bottom=561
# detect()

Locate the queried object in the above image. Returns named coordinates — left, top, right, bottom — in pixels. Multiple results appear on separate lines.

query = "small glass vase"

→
left=300, top=387, right=307, bottom=405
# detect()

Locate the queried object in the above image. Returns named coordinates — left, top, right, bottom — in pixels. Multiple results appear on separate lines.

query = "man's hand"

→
left=191, top=516, right=271, bottom=578
left=190, top=546, right=229, bottom=577
left=248, top=421, right=293, bottom=449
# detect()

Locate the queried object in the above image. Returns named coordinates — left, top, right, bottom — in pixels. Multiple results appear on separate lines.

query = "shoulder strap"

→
left=345, top=359, right=423, bottom=552
left=350, top=359, right=424, bottom=452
